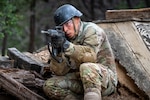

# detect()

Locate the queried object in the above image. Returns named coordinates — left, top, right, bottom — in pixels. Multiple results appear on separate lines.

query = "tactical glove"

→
left=50, top=29, right=70, bottom=51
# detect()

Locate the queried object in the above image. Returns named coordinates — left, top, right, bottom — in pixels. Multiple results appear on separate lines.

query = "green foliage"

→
left=134, top=0, right=146, bottom=8
left=116, top=0, right=128, bottom=9
left=115, top=0, right=146, bottom=9
left=0, top=0, right=23, bottom=39
left=0, top=0, right=29, bottom=56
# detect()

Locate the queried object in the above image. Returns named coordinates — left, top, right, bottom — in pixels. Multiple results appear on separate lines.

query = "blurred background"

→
left=0, top=0, right=149, bottom=56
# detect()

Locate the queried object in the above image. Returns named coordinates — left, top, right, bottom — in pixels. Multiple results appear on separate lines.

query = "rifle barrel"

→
left=41, top=30, right=49, bottom=34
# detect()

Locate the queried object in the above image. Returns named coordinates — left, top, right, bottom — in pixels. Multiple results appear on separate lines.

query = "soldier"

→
left=43, top=4, right=118, bottom=100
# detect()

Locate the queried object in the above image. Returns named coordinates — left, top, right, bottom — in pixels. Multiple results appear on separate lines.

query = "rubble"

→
left=0, top=47, right=147, bottom=100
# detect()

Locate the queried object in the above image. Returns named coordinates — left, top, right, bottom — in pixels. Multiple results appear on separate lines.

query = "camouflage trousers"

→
left=43, top=62, right=117, bottom=100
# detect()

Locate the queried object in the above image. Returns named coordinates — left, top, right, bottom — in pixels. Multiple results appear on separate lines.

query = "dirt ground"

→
left=0, top=84, right=140, bottom=100
left=0, top=49, right=144, bottom=100
left=103, top=86, right=140, bottom=100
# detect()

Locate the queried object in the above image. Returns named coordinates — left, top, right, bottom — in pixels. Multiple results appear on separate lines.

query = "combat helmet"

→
left=54, top=4, right=82, bottom=26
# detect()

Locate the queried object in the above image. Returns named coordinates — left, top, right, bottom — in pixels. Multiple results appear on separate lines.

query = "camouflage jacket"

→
left=50, top=21, right=117, bottom=77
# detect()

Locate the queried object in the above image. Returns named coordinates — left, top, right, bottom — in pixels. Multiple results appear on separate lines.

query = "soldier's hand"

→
left=51, top=29, right=70, bottom=51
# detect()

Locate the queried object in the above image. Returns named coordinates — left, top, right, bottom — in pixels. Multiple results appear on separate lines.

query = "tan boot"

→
left=64, top=94, right=83, bottom=100
left=84, top=92, right=101, bottom=100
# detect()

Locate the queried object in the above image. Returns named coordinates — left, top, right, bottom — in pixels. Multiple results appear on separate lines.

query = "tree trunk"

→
left=145, top=0, right=150, bottom=7
left=2, top=32, right=8, bottom=56
left=126, top=0, right=133, bottom=8
left=90, top=0, right=95, bottom=20
left=28, top=0, right=36, bottom=53
left=0, top=69, right=46, bottom=100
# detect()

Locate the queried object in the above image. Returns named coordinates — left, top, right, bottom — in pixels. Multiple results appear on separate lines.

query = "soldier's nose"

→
left=63, top=25, right=68, bottom=32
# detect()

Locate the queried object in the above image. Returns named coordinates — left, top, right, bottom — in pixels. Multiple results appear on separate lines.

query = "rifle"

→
left=41, top=26, right=65, bottom=63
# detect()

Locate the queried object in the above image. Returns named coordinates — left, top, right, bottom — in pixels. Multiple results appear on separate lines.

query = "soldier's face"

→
left=63, top=20, right=74, bottom=39
left=63, top=18, right=80, bottom=39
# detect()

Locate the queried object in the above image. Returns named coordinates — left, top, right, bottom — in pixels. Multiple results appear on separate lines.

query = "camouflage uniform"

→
left=43, top=21, right=118, bottom=100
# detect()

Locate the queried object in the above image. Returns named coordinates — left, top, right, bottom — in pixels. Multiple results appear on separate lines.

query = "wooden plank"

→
left=7, top=48, right=46, bottom=73
left=0, top=70, right=46, bottom=100
left=98, top=22, right=150, bottom=98
left=98, top=23, right=148, bottom=97
left=0, top=56, right=14, bottom=68
left=116, top=21, right=150, bottom=76
left=24, top=51, right=51, bottom=75
left=98, top=22, right=124, bottom=37
left=2, top=68, right=45, bottom=88
left=98, top=22, right=150, bottom=77
left=116, top=61, right=147, bottom=99
left=101, top=21, right=150, bottom=77
left=106, top=8, right=150, bottom=20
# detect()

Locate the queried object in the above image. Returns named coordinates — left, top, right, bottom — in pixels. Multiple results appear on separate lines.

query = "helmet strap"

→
left=71, top=18, right=77, bottom=33
left=71, top=18, right=81, bottom=36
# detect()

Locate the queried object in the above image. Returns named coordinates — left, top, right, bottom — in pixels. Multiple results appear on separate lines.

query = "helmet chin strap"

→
left=71, top=18, right=80, bottom=38
left=71, top=18, right=77, bottom=33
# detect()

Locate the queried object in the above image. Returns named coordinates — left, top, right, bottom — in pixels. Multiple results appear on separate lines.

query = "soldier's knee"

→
left=43, top=78, right=57, bottom=96
left=80, top=63, right=89, bottom=71
left=43, top=79, right=51, bottom=94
